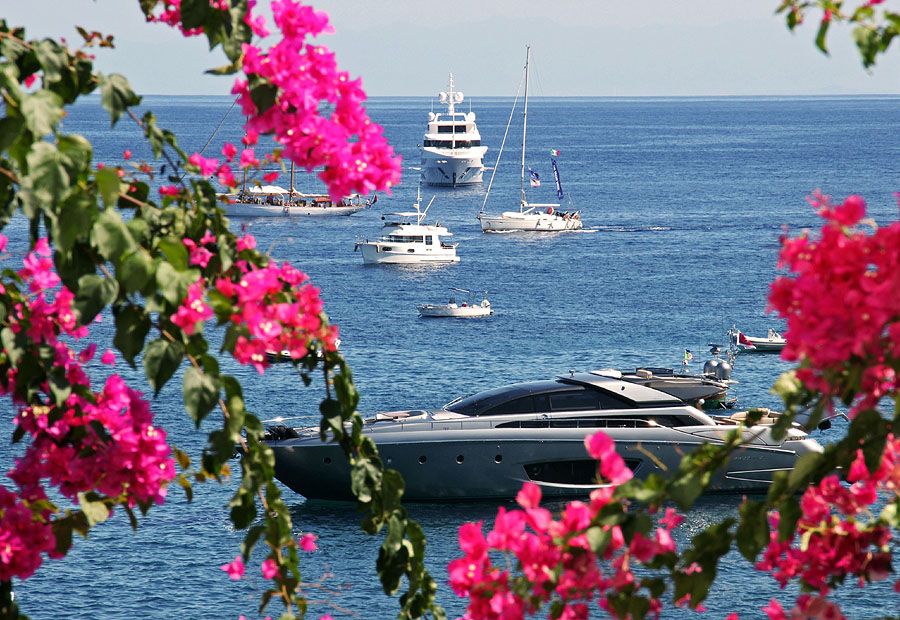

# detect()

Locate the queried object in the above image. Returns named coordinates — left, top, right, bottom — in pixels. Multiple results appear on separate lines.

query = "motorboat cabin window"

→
left=425, top=236, right=433, bottom=245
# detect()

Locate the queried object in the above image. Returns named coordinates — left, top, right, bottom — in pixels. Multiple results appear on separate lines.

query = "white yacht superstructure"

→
left=420, top=74, right=488, bottom=187
left=355, top=190, right=460, bottom=265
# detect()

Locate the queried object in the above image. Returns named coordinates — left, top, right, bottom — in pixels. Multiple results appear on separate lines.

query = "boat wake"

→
left=590, top=225, right=673, bottom=233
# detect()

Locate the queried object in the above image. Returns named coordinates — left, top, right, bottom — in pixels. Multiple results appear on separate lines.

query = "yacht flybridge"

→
left=420, top=74, right=488, bottom=187
left=264, top=371, right=822, bottom=502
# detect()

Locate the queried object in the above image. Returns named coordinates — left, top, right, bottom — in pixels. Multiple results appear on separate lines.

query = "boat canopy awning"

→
left=247, top=185, right=290, bottom=194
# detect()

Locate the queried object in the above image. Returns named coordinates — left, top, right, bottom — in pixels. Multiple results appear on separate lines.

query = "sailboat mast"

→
left=520, top=46, right=530, bottom=209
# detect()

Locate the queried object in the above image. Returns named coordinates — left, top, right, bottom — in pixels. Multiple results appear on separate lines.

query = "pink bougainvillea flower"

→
left=222, top=142, right=238, bottom=161
left=100, top=349, right=116, bottom=365
left=170, top=280, right=214, bottom=335
left=515, top=482, right=541, bottom=510
left=239, top=148, right=259, bottom=169
left=188, top=152, right=220, bottom=177
left=159, top=185, right=180, bottom=196
left=263, top=171, right=279, bottom=183
left=242, top=129, right=259, bottom=146
left=762, top=599, right=787, bottom=620
left=299, top=533, right=317, bottom=551
left=123, top=149, right=131, bottom=160
left=261, top=558, right=278, bottom=579
left=584, top=431, right=614, bottom=460
left=236, top=234, right=256, bottom=252
left=221, top=556, right=245, bottom=580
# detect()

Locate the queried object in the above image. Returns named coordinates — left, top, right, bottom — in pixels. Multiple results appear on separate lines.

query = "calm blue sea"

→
left=4, top=95, right=900, bottom=618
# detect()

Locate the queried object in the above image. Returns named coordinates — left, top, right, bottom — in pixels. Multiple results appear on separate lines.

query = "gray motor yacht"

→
left=263, top=372, right=821, bottom=502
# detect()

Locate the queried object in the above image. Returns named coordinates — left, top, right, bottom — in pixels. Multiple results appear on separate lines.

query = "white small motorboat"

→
left=729, top=326, right=786, bottom=353
left=417, top=288, right=492, bottom=318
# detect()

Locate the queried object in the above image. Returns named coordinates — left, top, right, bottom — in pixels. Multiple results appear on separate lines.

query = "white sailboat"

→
left=478, top=46, right=583, bottom=233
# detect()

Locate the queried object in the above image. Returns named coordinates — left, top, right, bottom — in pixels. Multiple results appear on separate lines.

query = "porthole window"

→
left=418, top=455, right=427, bottom=464
left=456, top=455, right=464, bottom=464
left=494, top=454, right=503, bottom=463
left=323, top=457, right=331, bottom=464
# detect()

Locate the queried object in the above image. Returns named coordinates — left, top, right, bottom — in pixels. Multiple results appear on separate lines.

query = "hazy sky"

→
left=3, top=0, right=900, bottom=97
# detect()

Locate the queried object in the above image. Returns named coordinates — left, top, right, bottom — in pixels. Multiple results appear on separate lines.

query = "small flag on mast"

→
left=684, top=349, right=693, bottom=362
left=550, top=149, right=560, bottom=156
left=528, top=168, right=541, bottom=187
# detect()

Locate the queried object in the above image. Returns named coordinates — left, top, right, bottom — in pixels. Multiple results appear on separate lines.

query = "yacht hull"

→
left=223, top=202, right=368, bottom=217
left=357, top=243, right=460, bottom=264
left=479, top=211, right=583, bottom=232
left=266, top=412, right=821, bottom=502
left=421, top=152, right=486, bottom=187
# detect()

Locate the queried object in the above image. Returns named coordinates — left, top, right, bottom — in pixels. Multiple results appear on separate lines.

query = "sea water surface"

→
left=4, top=95, right=900, bottom=618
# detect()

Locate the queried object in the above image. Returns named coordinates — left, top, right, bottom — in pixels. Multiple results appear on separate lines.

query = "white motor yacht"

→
left=264, top=372, right=822, bottom=502
left=420, top=74, right=487, bottom=187
left=355, top=189, right=459, bottom=265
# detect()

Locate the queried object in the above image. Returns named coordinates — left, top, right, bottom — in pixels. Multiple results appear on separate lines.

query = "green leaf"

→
left=0, top=116, right=24, bottom=153
left=183, top=366, right=220, bottom=428
left=92, top=207, right=136, bottom=262
left=736, top=500, right=768, bottom=561
left=24, top=141, right=69, bottom=212
left=853, top=25, right=881, bottom=69
left=669, top=468, right=710, bottom=511
left=21, top=89, right=64, bottom=136
left=815, top=17, right=831, bottom=55
left=1, top=326, right=25, bottom=366
left=113, top=304, right=151, bottom=367
left=787, top=451, right=823, bottom=489
left=73, top=274, right=119, bottom=325
left=587, top=525, right=611, bottom=555
left=158, top=235, right=189, bottom=271
left=118, top=249, right=155, bottom=294
left=143, top=338, right=185, bottom=396
left=77, top=492, right=110, bottom=527
left=179, top=0, right=209, bottom=30
left=97, top=73, right=141, bottom=126
left=34, top=39, right=67, bottom=82
left=777, top=496, right=802, bottom=543
left=95, top=166, right=124, bottom=208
